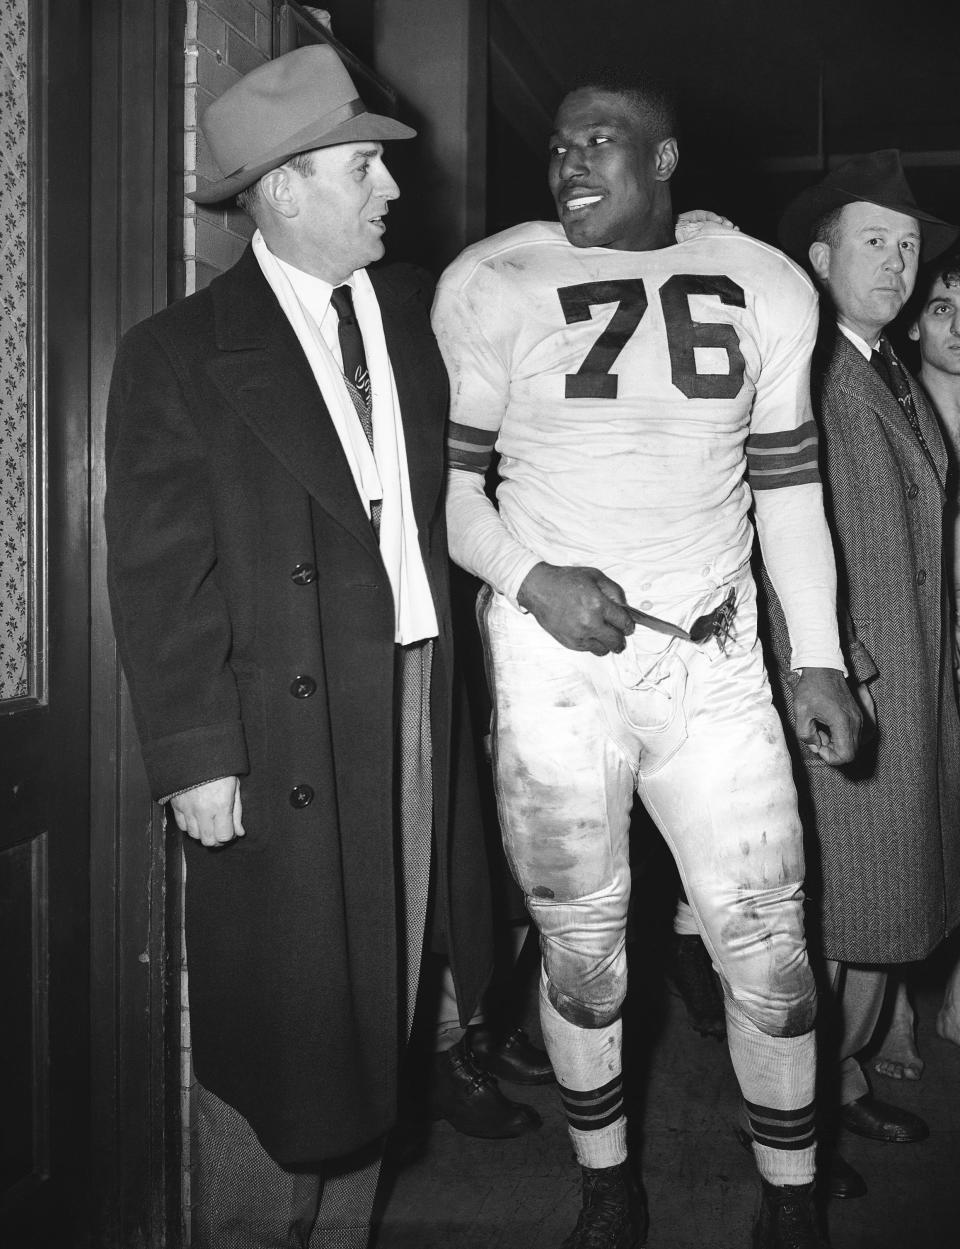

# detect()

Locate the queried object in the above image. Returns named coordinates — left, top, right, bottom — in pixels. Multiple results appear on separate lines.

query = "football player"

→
left=433, top=73, right=861, bottom=1249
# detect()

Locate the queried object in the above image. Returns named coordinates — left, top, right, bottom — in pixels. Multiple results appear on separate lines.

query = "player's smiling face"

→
left=548, top=89, right=677, bottom=251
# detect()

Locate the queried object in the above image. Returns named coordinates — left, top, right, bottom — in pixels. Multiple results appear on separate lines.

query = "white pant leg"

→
left=634, top=574, right=817, bottom=1182
left=481, top=588, right=637, bottom=1027
left=637, top=577, right=815, bottom=1039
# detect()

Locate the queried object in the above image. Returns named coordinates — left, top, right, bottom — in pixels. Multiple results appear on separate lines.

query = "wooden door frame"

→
left=87, top=2, right=180, bottom=1244
left=0, top=3, right=92, bottom=1237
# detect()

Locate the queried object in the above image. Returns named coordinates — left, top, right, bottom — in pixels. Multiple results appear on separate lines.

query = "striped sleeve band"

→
left=447, top=421, right=497, bottom=475
left=746, top=420, right=820, bottom=490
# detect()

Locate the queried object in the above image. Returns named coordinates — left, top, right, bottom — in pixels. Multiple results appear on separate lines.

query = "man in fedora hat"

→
left=104, top=42, right=519, bottom=1247
left=867, top=247, right=960, bottom=1089
left=761, top=149, right=960, bottom=1199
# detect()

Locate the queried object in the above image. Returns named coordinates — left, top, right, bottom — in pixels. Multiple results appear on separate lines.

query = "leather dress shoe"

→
left=468, top=1025, right=555, bottom=1085
left=735, top=1127, right=866, bottom=1201
left=839, top=1094, right=928, bottom=1143
left=430, top=1039, right=541, bottom=1138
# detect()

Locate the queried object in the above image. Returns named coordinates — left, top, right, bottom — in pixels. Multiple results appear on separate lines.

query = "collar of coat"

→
left=817, top=322, right=947, bottom=491
left=205, top=247, right=445, bottom=557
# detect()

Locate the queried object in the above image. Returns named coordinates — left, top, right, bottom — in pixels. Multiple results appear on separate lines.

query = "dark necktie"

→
left=871, top=334, right=931, bottom=459
left=329, top=285, right=381, bottom=535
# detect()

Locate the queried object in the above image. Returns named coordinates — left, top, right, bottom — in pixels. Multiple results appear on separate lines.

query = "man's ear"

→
left=259, top=167, right=299, bottom=219
left=654, top=137, right=679, bottom=182
left=907, top=320, right=921, bottom=342
left=808, top=240, right=830, bottom=281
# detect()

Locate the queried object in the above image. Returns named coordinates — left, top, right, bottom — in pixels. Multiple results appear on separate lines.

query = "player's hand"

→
left=170, top=776, right=245, bottom=847
left=517, top=562, right=635, bottom=655
left=791, top=667, right=862, bottom=766
left=675, top=209, right=740, bottom=243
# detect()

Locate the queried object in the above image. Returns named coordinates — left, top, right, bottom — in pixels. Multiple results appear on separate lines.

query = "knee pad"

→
left=544, top=969, right=625, bottom=1029
left=711, top=888, right=816, bottom=1038
left=772, top=987, right=818, bottom=1038
left=727, top=971, right=817, bottom=1038
left=528, top=890, right=630, bottom=1030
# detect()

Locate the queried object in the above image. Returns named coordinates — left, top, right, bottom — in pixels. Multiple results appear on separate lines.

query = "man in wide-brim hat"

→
left=104, top=42, right=503, bottom=1248
left=759, top=149, right=960, bottom=1203
left=778, top=147, right=956, bottom=264
left=190, top=48, right=415, bottom=202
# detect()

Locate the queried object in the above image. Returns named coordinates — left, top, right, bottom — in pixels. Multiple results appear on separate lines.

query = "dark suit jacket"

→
left=105, top=248, right=492, bottom=1165
left=760, top=325, right=960, bottom=963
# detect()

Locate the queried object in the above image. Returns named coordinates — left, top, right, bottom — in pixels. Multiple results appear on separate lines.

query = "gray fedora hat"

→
left=190, top=44, right=415, bottom=205
left=778, top=149, right=957, bottom=263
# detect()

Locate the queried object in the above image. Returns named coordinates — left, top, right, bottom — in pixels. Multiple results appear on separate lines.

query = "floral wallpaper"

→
left=0, top=0, right=28, bottom=701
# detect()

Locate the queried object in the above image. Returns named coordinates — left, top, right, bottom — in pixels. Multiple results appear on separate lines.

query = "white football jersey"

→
left=434, top=221, right=819, bottom=608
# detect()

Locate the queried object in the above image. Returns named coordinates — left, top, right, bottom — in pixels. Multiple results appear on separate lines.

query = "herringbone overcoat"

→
left=761, top=325, right=960, bottom=963
left=105, top=249, right=492, bottom=1166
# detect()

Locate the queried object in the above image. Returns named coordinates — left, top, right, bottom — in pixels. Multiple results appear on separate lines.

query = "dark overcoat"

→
left=761, top=326, right=960, bottom=964
left=105, top=249, right=492, bottom=1166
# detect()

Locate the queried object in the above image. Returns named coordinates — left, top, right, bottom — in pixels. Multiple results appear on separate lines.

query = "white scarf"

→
left=252, top=231, right=438, bottom=645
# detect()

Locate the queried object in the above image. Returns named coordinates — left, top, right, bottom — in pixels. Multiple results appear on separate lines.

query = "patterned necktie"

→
left=872, top=334, right=931, bottom=458
left=330, top=285, right=381, bottom=535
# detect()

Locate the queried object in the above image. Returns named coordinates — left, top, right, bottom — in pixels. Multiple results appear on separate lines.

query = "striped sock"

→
left=562, top=1077, right=628, bottom=1169
left=725, top=995, right=817, bottom=1185
left=745, top=1098, right=816, bottom=1151
left=745, top=1099, right=817, bottom=1187
left=560, top=1074, right=625, bottom=1132
left=540, top=980, right=627, bottom=1168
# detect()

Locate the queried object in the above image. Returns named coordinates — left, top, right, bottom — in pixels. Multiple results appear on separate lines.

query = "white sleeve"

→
left=754, top=483, right=846, bottom=673
left=445, top=469, right=540, bottom=600
left=433, top=261, right=542, bottom=601
left=747, top=260, right=846, bottom=672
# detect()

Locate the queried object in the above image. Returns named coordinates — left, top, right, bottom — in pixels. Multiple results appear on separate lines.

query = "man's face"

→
left=548, top=89, right=676, bottom=251
left=288, top=141, right=399, bottom=282
left=809, top=201, right=921, bottom=342
left=909, top=274, right=960, bottom=378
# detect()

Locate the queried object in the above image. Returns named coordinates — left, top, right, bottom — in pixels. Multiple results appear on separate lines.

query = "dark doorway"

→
left=0, top=1, right=94, bottom=1242
left=2, top=3, right=177, bottom=1245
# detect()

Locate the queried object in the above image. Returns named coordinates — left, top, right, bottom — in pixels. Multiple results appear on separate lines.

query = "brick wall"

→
left=179, top=0, right=274, bottom=297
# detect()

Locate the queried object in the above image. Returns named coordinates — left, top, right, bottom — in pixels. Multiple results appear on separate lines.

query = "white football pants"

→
left=479, top=569, right=818, bottom=1184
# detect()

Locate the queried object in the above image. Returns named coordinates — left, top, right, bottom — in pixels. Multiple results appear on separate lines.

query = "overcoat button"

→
left=916, top=569, right=927, bottom=586
left=290, top=674, right=317, bottom=698
left=291, top=563, right=317, bottom=585
left=289, top=785, right=314, bottom=808
left=907, top=483, right=919, bottom=499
